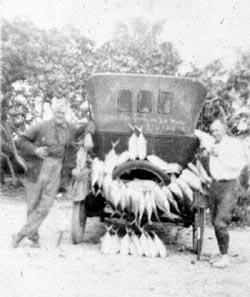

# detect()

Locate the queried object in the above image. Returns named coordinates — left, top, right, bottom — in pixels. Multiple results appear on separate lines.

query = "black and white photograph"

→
left=1, top=0, right=250, bottom=296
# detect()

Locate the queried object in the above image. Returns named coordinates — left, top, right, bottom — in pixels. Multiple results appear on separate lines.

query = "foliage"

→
left=1, top=17, right=182, bottom=182
left=95, top=18, right=182, bottom=75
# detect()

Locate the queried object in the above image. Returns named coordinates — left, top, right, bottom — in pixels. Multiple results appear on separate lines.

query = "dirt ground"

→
left=1, top=185, right=250, bottom=297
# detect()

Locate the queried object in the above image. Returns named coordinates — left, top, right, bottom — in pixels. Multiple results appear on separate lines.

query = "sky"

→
left=2, top=0, right=250, bottom=68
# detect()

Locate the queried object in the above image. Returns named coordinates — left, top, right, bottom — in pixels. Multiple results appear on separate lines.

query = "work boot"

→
left=29, top=238, right=41, bottom=248
left=12, top=233, right=24, bottom=248
left=212, top=254, right=230, bottom=268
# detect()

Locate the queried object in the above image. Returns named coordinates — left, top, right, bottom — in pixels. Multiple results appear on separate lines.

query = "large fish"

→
left=151, top=231, right=168, bottom=258
left=136, top=126, right=147, bottom=160
left=128, top=124, right=138, bottom=160
left=147, top=155, right=169, bottom=171
left=154, top=185, right=181, bottom=220
left=139, top=230, right=151, bottom=257
left=110, top=231, right=121, bottom=254
left=175, top=177, right=194, bottom=202
left=144, top=191, right=153, bottom=224
left=196, top=159, right=212, bottom=184
left=118, top=181, right=127, bottom=212
left=109, top=179, right=121, bottom=209
left=138, top=191, right=146, bottom=225
left=104, top=139, right=119, bottom=175
left=100, top=226, right=113, bottom=254
left=131, top=232, right=144, bottom=256
left=167, top=182, right=184, bottom=201
left=180, top=168, right=202, bottom=191
left=187, top=162, right=200, bottom=177
left=146, top=232, right=159, bottom=258
left=129, top=187, right=143, bottom=223
left=128, top=232, right=137, bottom=256
left=102, top=174, right=113, bottom=201
left=162, top=185, right=180, bottom=214
left=91, top=157, right=101, bottom=190
left=148, top=190, right=160, bottom=222
left=115, top=150, right=130, bottom=168
left=120, top=232, right=131, bottom=256
left=76, top=146, right=87, bottom=170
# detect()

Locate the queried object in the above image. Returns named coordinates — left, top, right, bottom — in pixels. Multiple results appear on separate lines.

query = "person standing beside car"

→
left=198, top=118, right=247, bottom=268
left=12, top=97, right=95, bottom=248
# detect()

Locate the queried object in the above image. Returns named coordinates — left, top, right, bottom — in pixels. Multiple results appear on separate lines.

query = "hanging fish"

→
left=151, top=231, right=168, bottom=258
left=136, top=126, right=147, bottom=160
left=97, top=160, right=105, bottom=189
left=124, top=186, right=133, bottom=213
left=180, top=168, right=202, bottom=192
left=129, top=187, right=143, bottom=223
left=154, top=186, right=181, bottom=220
left=91, top=157, right=101, bottom=190
left=120, top=230, right=131, bottom=256
left=167, top=182, right=184, bottom=201
left=102, top=174, right=113, bottom=201
left=131, top=232, right=144, bottom=257
left=118, top=181, right=127, bottom=213
left=187, top=162, right=200, bottom=177
left=116, top=150, right=130, bottom=168
left=128, top=124, right=138, bottom=160
left=147, top=232, right=159, bottom=258
left=128, top=231, right=137, bottom=256
left=147, top=155, right=169, bottom=171
left=162, top=186, right=180, bottom=214
left=109, top=179, right=121, bottom=209
left=110, top=230, right=121, bottom=254
left=139, top=229, right=151, bottom=257
left=138, top=191, right=146, bottom=225
left=104, top=139, right=119, bottom=175
left=148, top=190, right=160, bottom=222
left=175, top=177, right=194, bottom=202
left=100, top=225, right=113, bottom=254
left=196, top=159, right=212, bottom=184
left=144, top=191, right=153, bottom=224
left=76, top=146, right=88, bottom=170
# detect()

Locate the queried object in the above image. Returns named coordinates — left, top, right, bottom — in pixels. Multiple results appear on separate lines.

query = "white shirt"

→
left=209, top=136, right=247, bottom=180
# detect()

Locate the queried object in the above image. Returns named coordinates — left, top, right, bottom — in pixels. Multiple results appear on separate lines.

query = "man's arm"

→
left=15, top=122, right=44, bottom=156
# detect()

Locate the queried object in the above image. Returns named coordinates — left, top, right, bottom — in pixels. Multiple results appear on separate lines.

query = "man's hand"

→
left=35, top=146, right=48, bottom=159
left=83, top=133, right=94, bottom=151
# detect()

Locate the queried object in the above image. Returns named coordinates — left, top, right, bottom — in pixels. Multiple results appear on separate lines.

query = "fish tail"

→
left=111, top=139, right=120, bottom=148
left=128, top=123, right=135, bottom=131
left=135, top=125, right=143, bottom=133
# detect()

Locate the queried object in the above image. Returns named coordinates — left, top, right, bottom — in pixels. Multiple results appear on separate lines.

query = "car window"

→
left=138, top=90, right=152, bottom=113
left=118, top=89, right=132, bottom=112
left=158, top=91, right=173, bottom=114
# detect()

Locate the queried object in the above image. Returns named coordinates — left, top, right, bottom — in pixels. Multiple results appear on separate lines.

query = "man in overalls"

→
left=12, top=97, right=95, bottom=248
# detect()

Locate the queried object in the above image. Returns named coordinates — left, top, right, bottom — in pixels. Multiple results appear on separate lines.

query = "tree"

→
left=94, top=18, right=182, bottom=75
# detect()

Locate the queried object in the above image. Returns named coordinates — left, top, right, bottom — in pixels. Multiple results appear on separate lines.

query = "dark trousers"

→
left=208, top=179, right=238, bottom=254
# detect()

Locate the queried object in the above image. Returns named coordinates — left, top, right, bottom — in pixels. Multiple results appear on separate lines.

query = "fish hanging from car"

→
left=109, top=179, right=121, bottom=209
left=128, top=124, right=138, bottom=160
left=102, top=174, right=113, bottom=201
left=136, top=126, right=147, bottom=160
left=175, top=177, right=194, bottom=202
left=180, top=168, right=202, bottom=192
left=147, top=155, right=169, bottom=171
left=115, top=150, right=130, bottom=168
left=131, top=231, right=144, bottom=256
left=162, top=185, right=180, bottom=214
left=104, top=139, right=119, bottom=175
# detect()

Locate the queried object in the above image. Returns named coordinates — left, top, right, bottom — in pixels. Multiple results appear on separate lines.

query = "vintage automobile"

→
left=71, top=73, right=207, bottom=259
